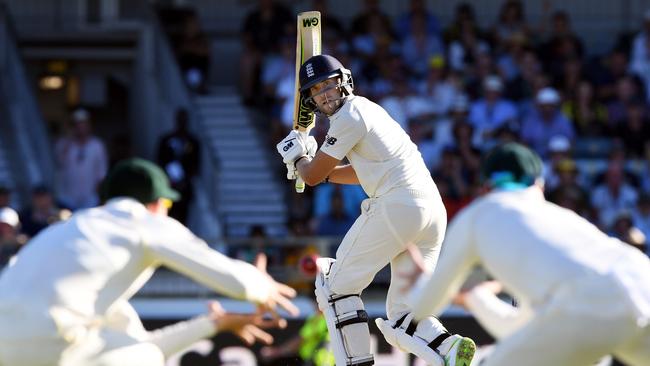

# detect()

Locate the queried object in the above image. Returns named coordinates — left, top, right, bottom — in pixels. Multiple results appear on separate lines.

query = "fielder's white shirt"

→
left=0, top=198, right=272, bottom=341
left=321, top=95, right=435, bottom=197
left=409, top=186, right=650, bottom=324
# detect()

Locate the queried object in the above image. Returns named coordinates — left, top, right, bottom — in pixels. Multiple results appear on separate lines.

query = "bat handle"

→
left=295, top=176, right=305, bottom=193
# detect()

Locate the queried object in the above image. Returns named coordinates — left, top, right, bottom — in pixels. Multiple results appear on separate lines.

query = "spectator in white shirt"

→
left=55, top=108, right=108, bottom=210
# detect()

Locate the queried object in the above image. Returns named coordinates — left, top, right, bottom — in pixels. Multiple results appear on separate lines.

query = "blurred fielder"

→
left=408, top=142, right=650, bottom=365
left=0, top=158, right=298, bottom=366
left=276, top=54, right=475, bottom=366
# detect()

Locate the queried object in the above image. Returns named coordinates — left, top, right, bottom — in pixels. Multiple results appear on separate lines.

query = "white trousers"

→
left=484, top=273, right=650, bottom=366
left=326, top=189, right=447, bottom=320
left=0, top=329, right=165, bottom=366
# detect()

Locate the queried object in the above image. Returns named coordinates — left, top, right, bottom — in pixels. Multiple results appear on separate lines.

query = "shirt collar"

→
left=104, top=197, right=148, bottom=216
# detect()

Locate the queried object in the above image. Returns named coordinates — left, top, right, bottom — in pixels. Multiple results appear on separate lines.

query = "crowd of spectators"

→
left=0, top=103, right=204, bottom=269
left=242, top=0, right=650, bottom=257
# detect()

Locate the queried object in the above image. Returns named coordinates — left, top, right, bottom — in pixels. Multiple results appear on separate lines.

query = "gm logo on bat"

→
left=302, top=17, right=319, bottom=27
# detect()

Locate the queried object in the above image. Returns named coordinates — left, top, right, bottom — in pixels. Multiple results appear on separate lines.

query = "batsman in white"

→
left=408, top=142, right=650, bottom=365
left=276, top=54, right=475, bottom=366
left=0, top=158, right=298, bottom=366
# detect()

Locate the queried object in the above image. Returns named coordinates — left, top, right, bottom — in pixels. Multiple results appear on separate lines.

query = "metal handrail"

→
left=0, top=3, right=54, bottom=199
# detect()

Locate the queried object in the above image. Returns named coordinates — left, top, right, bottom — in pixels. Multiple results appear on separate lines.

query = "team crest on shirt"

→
left=325, top=135, right=337, bottom=146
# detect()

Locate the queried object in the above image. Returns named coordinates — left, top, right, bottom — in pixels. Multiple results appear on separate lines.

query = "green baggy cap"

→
left=480, top=142, right=543, bottom=189
left=102, top=158, right=180, bottom=204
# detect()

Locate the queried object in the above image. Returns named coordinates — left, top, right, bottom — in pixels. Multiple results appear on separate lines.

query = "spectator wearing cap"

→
left=632, top=193, right=650, bottom=257
left=468, top=75, right=518, bottom=149
left=542, top=135, right=572, bottom=191
left=54, top=108, right=108, bottom=210
left=0, top=207, right=26, bottom=267
left=19, top=185, right=71, bottom=238
left=520, top=87, right=574, bottom=158
left=416, top=56, right=460, bottom=119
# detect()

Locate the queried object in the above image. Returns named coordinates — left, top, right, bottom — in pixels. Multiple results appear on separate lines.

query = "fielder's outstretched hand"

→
left=452, top=280, right=504, bottom=309
left=254, top=253, right=300, bottom=318
left=398, top=244, right=428, bottom=294
left=208, top=301, right=287, bottom=345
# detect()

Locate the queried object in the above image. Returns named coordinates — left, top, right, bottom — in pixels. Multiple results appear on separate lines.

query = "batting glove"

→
left=286, top=162, right=298, bottom=180
left=305, top=135, right=317, bottom=158
left=276, top=130, right=308, bottom=164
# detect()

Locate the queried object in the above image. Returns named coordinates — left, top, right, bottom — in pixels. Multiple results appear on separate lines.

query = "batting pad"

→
left=315, top=258, right=374, bottom=366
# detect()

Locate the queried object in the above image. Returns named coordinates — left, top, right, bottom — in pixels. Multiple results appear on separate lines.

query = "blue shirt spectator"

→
left=520, top=87, right=575, bottom=157
left=591, top=162, right=639, bottom=229
left=315, top=190, right=355, bottom=236
left=313, top=184, right=366, bottom=219
left=400, top=16, right=444, bottom=78
left=468, top=75, right=518, bottom=148
left=395, top=0, right=441, bottom=40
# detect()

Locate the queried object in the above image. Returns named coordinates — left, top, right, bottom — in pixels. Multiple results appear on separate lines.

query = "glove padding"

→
left=277, top=130, right=308, bottom=164
left=286, top=162, right=298, bottom=180
left=276, top=131, right=318, bottom=164
left=305, top=135, right=317, bottom=158
left=285, top=134, right=316, bottom=180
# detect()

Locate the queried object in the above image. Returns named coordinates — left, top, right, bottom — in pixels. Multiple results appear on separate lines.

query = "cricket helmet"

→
left=299, top=54, right=353, bottom=111
left=480, top=142, right=543, bottom=189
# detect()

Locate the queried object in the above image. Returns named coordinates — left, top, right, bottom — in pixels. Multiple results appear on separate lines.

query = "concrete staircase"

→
left=195, top=88, right=287, bottom=237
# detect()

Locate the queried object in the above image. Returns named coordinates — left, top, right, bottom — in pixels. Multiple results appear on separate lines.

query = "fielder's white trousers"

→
left=483, top=271, right=650, bottom=366
left=326, top=188, right=447, bottom=321
left=0, top=329, right=164, bottom=366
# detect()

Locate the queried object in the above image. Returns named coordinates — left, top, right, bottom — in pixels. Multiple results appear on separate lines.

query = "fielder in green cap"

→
left=0, top=158, right=299, bottom=366
left=102, top=158, right=180, bottom=204
left=406, top=142, right=650, bottom=365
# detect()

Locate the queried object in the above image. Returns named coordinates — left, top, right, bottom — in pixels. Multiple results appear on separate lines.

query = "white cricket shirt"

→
left=0, top=198, right=272, bottom=340
left=321, top=95, right=435, bottom=197
left=409, top=186, right=650, bottom=323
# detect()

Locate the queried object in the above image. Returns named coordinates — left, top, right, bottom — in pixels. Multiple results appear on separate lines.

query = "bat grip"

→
left=295, top=176, right=305, bottom=193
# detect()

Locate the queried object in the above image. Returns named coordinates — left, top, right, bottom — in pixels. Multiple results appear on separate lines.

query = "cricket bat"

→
left=293, top=11, right=321, bottom=193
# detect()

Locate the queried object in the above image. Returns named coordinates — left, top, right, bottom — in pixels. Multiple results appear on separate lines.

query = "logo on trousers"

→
left=325, top=135, right=337, bottom=146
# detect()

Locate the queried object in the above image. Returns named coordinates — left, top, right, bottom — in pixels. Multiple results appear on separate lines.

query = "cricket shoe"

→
left=438, top=334, right=476, bottom=366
